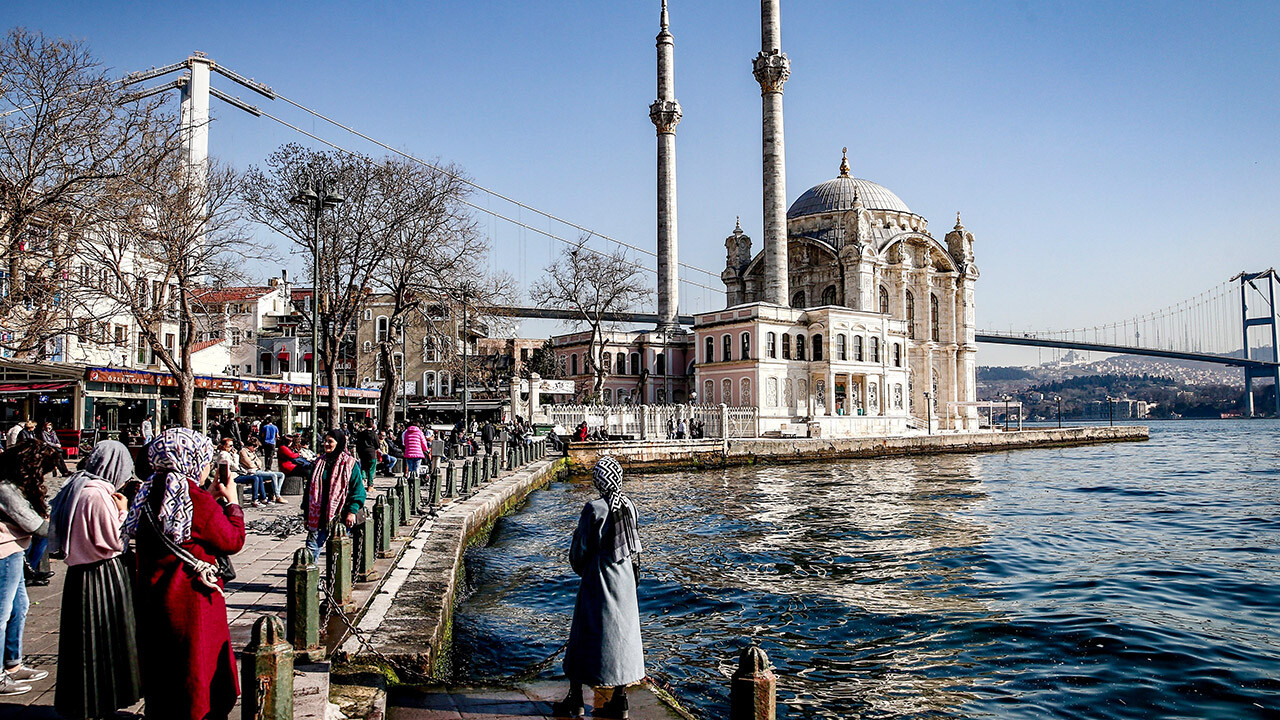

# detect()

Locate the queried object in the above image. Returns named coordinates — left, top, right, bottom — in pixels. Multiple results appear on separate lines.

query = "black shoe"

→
left=550, top=693, right=584, bottom=718
left=594, top=690, right=629, bottom=719
left=24, top=577, right=49, bottom=587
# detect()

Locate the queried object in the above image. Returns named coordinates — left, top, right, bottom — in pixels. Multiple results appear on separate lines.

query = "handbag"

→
left=142, top=503, right=236, bottom=594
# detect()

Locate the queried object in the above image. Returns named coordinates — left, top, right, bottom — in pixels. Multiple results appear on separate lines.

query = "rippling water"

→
left=453, top=420, right=1280, bottom=718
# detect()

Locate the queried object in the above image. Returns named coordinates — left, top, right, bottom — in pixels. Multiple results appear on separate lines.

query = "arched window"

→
left=767, top=332, right=777, bottom=358
left=879, top=286, right=890, bottom=314
left=740, top=378, right=752, bottom=405
left=424, top=371, right=436, bottom=397
left=906, top=291, right=916, bottom=340
left=362, top=340, right=372, bottom=354
left=603, top=388, right=613, bottom=403
left=741, top=332, right=751, bottom=360
left=705, top=336, right=715, bottom=363
left=931, top=293, right=941, bottom=342
left=812, top=335, right=823, bottom=361
left=870, top=337, right=880, bottom=363
left=893, top=343, right=902, bottom=367
left=821, top=285, right=837, bottom=306
left=630, top=352, right=640, bottom=375
left=704, top=379, right=714, bottom=403
left=656, top=352, right=666, bottom=376
left=376, top=316, right=389, bottom=343
left=837, top=334, right=847, bottom=361
left=392, top=352, right=404, bottom=377
left=722, top=378, right=733, bottom=405
left=796, top=334, right=806, bottom=360
left=570, top=354, right=579, bottom=376
left=782, top=334, right=791, bottom=359
left=616, top=352, right=626, bottom=375
left=440, top=372, right=451, bottom=395
left=723, top=334, right=732, bottom=362
left=791, top=290, right=805, bottom=308
left=854, top=335, right=864, bottom=362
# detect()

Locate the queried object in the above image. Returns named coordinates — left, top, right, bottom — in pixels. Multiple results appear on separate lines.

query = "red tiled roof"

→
left=193, top=286, right=273, bottom=304
left=190, top=339, right=225, bottom=354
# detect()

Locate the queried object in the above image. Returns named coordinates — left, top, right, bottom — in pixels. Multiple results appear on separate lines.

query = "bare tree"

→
left=73, top=155, right=266, bottom=427
left=530, top=236, right=650, bottom=401
left=242, top=144, right=439, bottom=429
left=0, top=28, right=175, bottom=355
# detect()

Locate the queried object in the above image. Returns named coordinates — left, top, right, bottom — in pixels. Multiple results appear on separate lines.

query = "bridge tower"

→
left=1238, top=269, right=1280, bottom=417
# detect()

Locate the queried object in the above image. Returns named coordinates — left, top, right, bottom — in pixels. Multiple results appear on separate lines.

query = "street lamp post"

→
left=291, top=180, right=343, bottom=452
left=1107, top=396, right=1115, bottom=426
left=1055, top=396, right=1062, bottom=428
left=1003, top=395, right=1011, bottom=431
left=924, top=391, right=932, bottom=435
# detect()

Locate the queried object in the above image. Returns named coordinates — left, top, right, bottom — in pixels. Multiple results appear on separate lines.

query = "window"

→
left=423, top=336, right=438, bottom=363
left=230, top=328, right=242, bottom=347
left=722, top=378, right=733, bottom=405
left=705, top=336, right=715, bottom=363
left=630, top=352, right=640, bottom=375
left=603, top=388, right=613, bottom=403
left=893, top=343, right=902, bottom=367
left=767, top=377, right=778, bottom=407
left=723, top=334, right=732, bottom=362
left=424, top=371, right=436, bottom=397
left=520, top=348, right=529, bottom=363
left=791, top=290, right=805, bottom=308
left=767, top=332, right=777, bottom=359
left=261, top=353, right=273, bottom=375
left=741, top=332, right=751, bottom=360
left=854, top=335, right=864, bottom=361
left=870, top=336, right=880, bottom=363
left=113, top=325, right=127, bottom=347
left=781, top=333, right=791, bottom=359
left=616, top=352, right=626, bottom=375
left=879, top=286, right=890, bottom=314
left=906, top=291, right=916, bottom=340
left=740, top=378, right=752, bottom=405
left=813, top=335, right=823, bottom=361
left=440, top=372, right=451, bottom=395
left=392, top=352, right=404, bottom=377
left=363, top=340, right=372, bottom=353
left=821, top=285, right=837, bottom=306
left=931, top=293, right=941, bottom=342
left=656, top=352, right=666, bottom=376
left=363, top=308, right=372, bottom=321
left=837, top=334, right=847, bottom=361
left=796, top=334, right=806, bottom=360
left=376, top=316, right=389, bottom=343
left=704, top=379, right=714, bottom=403
left=570, top=354, right=579, bottom=376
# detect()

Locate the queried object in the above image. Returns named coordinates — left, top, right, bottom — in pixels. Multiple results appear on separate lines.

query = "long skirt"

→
left=55, top=555, right=142, bottom=719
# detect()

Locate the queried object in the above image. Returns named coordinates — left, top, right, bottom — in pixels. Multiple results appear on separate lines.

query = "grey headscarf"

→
left=49, top=440, right=134, bottom=555
left=591, top=456, right=642, bottom=563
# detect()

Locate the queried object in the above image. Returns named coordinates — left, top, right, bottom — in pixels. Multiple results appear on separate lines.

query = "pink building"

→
left=551, top=329, right=693, bottom=405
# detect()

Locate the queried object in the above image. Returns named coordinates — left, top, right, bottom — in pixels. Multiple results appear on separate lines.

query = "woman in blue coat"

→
left=555, top=456, right=645, bottom=718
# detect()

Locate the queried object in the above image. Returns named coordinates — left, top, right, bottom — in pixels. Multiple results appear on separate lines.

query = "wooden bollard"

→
left=355, top=518, right=377, bottom=582
left=326, top=523, right=353, bottom=610
left=285, top=549, right=320, bottom=660
left=730, top=645, right=776, bottom=720
left=241, top=615, right=293, bottom=720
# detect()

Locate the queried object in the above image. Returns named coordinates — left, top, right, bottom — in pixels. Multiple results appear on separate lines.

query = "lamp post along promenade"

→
left=291, top=181, right=344, bottom=451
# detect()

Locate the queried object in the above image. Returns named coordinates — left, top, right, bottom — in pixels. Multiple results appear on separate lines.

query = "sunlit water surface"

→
left=453, top=420, right=1280, bottom=719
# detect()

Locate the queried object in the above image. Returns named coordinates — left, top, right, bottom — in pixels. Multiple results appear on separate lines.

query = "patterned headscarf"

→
left=591, top=456, right=641, bottom=563
left=123, top=428, right=215, bottom=543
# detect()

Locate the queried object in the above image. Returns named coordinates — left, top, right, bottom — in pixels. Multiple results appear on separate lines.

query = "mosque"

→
left=553, top=0, right=980, bottom=435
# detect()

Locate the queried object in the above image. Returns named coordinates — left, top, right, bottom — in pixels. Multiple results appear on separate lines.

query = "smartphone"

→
left=217, top=461, right=232, bottom=487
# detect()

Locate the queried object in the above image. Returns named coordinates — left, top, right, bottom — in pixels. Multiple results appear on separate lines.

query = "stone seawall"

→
left=336, top=456, right=568, bottom=682
left=567, top=426, right=1149, bottom=473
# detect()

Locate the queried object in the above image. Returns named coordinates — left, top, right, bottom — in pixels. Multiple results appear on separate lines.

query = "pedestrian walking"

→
left=49, top=440, right=142, bottom=718
left=0, top=440, right=57, bottom=696
left=401, top=421, right=428, bottom=478
left=481, top=420, right=496, bottom=456
left=554, top=456, right=646, bottom=718
left=141, top=413, right=155, bottom=444
left=259, top=417, right=279, bottom=471
left=303, top=430, right=366, bottom=563
left=354, top=424, right=380, bottom=490
left=125, top=427, right=245, bottom=720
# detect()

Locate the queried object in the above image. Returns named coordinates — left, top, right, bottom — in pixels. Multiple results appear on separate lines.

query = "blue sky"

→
left=10, top=1, right=1280, bottom=365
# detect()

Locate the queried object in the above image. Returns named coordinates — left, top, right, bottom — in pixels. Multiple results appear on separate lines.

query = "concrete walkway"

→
left=388, top=682, right=688, bottom=720
left=1, top=470, right=420, bottom=719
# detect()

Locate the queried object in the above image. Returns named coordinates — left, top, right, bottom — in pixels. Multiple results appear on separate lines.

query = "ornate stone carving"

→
left=753, top=51, right=791, bottom=93
left=649, top=99, right=683, bottom=133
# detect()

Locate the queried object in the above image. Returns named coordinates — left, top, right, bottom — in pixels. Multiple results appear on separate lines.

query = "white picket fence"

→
left=545, top=403, right=759, bottom=439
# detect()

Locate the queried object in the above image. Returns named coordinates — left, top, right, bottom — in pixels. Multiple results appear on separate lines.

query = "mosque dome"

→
left=787, top=149, right=912, bottom=218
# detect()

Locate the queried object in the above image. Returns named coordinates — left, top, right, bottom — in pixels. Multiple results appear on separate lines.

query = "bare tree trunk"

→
left=326, top=353, right=342, bottom=430
left=178, top=295, right=196, bottom=428
left=377, top=341, right=397, bottom=431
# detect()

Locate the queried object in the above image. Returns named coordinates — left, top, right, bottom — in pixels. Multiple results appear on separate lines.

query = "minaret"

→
left=754, top=0, right=791, bottom=305
left=650, top=0, right=682, bottom=330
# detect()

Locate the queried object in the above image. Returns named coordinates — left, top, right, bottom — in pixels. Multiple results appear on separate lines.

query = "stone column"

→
left=754, top=0, right=790, bottom=305
left=825, top=369, right=835, bottom=416
left=652, top=0, right=682, bottom=330
left=528, top=372, right=541, bottom=421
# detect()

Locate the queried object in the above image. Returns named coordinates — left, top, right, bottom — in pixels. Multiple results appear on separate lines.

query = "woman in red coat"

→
left=124, top=428, right=245, bottom=720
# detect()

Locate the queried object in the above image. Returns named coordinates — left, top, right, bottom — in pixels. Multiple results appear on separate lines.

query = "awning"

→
left=277, top=351, right=290, bottom=361
left=303, top=353, right=313, bottom=361
left=0, top=381, right=76, bottom=396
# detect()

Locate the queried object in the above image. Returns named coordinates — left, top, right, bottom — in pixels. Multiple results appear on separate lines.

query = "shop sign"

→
left=206, top=396, right=236, bottom=410
left=195, top=377, right=240, bottom=391
left=87, top=367, right=176, bottom=387
left=519, top=378, right=576, bottom=394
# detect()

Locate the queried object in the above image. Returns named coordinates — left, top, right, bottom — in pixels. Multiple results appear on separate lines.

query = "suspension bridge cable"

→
left=255, top=107, right=727, bottom=296
left=269, top=92, right=724, bottom=281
